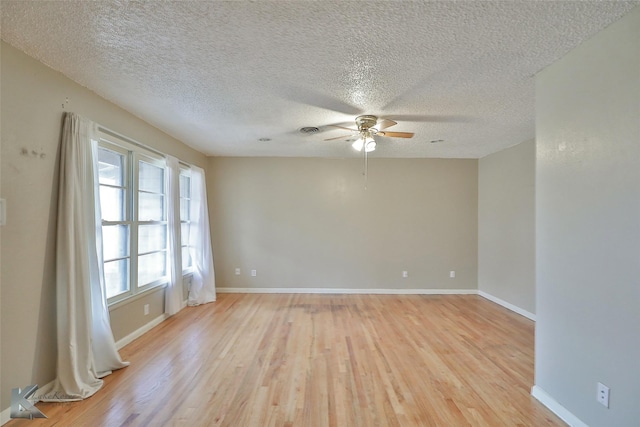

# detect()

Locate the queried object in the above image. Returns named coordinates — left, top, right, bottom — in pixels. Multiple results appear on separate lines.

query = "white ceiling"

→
left=1, top=1, right=638, bottom=158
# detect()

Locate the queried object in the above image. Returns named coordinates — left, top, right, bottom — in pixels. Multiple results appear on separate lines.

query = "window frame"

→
left=98, top=141, right=132, bottom=303
left=98, top=132, right=169, bottom=305
left=179, top=165, right=194, bottom=275
left=134, top=151, right=168, bottom=292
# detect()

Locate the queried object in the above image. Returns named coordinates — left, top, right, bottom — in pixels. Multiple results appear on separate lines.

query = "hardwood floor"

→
left=9, top=294, right=564, bottom=426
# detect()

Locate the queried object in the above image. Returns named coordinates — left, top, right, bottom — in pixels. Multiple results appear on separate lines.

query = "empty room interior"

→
left=1, top=2, right=639, bottom=426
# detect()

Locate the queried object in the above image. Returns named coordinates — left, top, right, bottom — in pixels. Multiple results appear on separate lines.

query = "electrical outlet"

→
left=449, top=270, right=456, bottom=278
left=402, top=271, right=408, bottom=278
left=251, top=269, right=257, bottom=277
left=235, top=268, right=241, bottom=275
left=143, top=304, right=149, bottom=316
left=597, top=382, right=610, bottom=408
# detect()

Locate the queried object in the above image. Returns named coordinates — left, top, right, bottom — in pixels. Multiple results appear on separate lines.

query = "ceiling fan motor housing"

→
left=355, top=115, right=378, bottom=131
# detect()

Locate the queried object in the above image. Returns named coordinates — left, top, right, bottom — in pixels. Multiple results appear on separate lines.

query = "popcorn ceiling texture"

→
left=1, top=1, right=638, bottom=158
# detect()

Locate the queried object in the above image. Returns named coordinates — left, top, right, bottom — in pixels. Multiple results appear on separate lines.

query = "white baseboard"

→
left=2, top=306, right=189, bottom=424
left=531, top=385, right=588, bottom=427
left=217, top=287, right=478, bottom=295
left=115, top=300, right=193, bottom=350
left=478, top=290, right=536, bottom=321
left=1, top=311, right=183, bottom=425
left=115, top=314, right=167, bottom=350
left=1, top=406, right=11, bottom=426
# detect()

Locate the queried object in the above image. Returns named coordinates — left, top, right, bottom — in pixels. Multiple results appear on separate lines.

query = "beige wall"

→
left=109, top=287, right=166, bottom=341
left=535, top=7, right=640, bottom=426
left=0, top=42, right=207, bottom=411
left=478, top=139, right=535, bottom=315
left=207, top=157, right=478, bottom=291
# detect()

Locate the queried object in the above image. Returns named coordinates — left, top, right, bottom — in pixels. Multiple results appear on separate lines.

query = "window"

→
left=179, top=169, right=193, bottom=273
left=98, top=135, right=168, bottom=303
left=136, top=157, right=167, bottom=288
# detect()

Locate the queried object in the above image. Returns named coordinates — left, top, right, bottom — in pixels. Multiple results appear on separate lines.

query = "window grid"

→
left=179, top=170, right=193, bottom=273
left=98, top=134, right=168, bottom=304
left=135, top=156, right=168, bottom=289
left=98, top=143, right=131, bottom=301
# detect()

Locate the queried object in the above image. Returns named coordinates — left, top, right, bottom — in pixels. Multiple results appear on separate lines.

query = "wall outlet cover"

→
left=597, top=382, right=610, bottom=408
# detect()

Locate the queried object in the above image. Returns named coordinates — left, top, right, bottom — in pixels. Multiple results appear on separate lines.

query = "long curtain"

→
left=37, top=112, right=128, bottom=402
left=165, top=156, right=184, bottom=315
left=187, top=166, right=216, bottom=305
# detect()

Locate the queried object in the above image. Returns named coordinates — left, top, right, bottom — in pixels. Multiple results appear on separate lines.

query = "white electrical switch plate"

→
left=235, top=268, right=241, bottom=275
left=144, top=304, right=150, bottom=316
left=597, top=382, right=610, bottom=408
left=402, top=271, right=408, bottom=278
left=449, top=271, right=456, bottom=278
left=251, top=269, right=257, bottom=277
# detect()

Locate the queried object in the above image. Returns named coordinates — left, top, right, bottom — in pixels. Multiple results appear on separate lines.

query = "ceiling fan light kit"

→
left=351, top=133, right=376, bottom=152
left=365, top=139, right=376, bottom=152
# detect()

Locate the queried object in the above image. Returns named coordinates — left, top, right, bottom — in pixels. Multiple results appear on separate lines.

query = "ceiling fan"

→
left=324, top=115, right=414, bottom=153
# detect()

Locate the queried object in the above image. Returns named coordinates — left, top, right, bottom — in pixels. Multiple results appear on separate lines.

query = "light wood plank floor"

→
left=10, top=294, right=565, bottom=426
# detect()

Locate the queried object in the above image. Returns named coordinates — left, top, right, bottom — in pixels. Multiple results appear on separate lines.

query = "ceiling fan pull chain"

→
left=364, top=147, right=368, bottom=190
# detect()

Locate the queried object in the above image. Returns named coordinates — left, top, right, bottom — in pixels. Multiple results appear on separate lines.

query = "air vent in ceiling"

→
left=299, top=126, right=320, bottom=134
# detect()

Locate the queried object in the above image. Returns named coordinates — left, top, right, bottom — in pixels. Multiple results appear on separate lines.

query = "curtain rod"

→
left=98, top=125, right=191, bottom=168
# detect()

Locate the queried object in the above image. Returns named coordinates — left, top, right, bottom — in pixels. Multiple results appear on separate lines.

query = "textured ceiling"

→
left=1, top=1, right=638, bottom=158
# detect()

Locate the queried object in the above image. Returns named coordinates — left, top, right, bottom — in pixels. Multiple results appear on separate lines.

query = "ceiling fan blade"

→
left=324, top=134, right=355, bottom=141
left=377, top=119, right=397, bottom=130
left=385, top=114, right=471, bottom=123
left=329, top=124, right=358, bottom=132
left=377, top=131, right=414, bottom=138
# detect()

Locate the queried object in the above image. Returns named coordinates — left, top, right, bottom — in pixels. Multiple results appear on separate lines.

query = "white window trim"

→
left=179, top=165, right=195, bottom=276
left=98, top=131, right=169, bottom=305
left=135, top=152, right=168, bottom=292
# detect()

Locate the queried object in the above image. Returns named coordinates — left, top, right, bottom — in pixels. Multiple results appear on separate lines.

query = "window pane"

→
left=102, top=225, right=129, bottom=260
left=180, top=174, right=190, bottom=197
left=104, top=259, right=129, bottom=298
left=182, top=246, right=192, bottom=271
left=180, top=198, right=190, bottom=220
left=181, top=222, right=189, bottom=246
left=139, top=161, right=164, bottom=194
left=138, top=224, right=166, bottom=254
left=98, top=148, right=124, bottom=186
left=138, top=251, right=166, bottom=286
left=100, top=186, right=125, bottom=221
left=138, top=193, right=164, bottom=221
